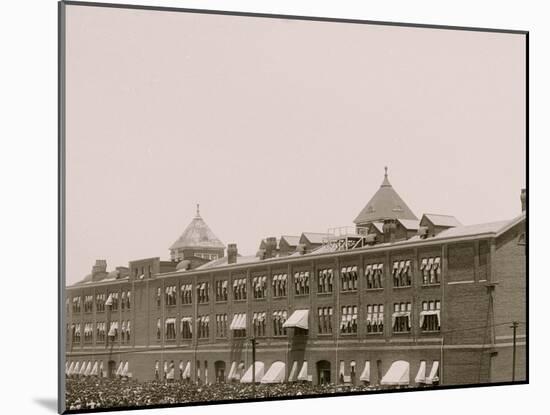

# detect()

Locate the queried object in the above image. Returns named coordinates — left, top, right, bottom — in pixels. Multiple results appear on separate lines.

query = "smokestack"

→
left=227, top=244, right=238, bottom=264
left=265, top=237, right=277, bottom=259
left=521, top=188, right=526, bottom=212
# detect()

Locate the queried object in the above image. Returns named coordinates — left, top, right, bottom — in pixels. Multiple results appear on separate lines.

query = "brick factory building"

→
left=65, top=170, right=527, bottom=387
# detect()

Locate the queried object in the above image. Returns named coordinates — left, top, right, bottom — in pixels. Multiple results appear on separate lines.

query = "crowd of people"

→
left=65, top=378, right=383, bottom=411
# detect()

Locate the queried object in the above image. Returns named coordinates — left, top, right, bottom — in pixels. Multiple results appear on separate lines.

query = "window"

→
left=317, top=268, right=334, bottom=294
left=366, top=304, right=384, bottom=334
left=232, top=312, right=247, bottom=338
left=420, top=300, right=441, bottom=332
left=156, top=318, right=161, bottom=340
left=317, top=307, right=333, bottom=334
left=180, top=284, right=192, bottom=305
left=110, top=292, right=119, bottom=311
left=216, top=314, right=227, bottom=338
left=420, top=257, right=441, bottom=285
left=341, top=266, right=358, bottom=291
left=165, top=318, right=176, bottom=340
left=340, top=305, right=358, bottom=334
left=72, top=323, right=81, bottom=343
left=180, top=317, right=193, bottom=339
left=121, top=321, right=127, bottom=342
left=121, top=291, right=131, bottom=309
left=197, top=282, right=209, bottom=304
left=215, top=280, right=228, bottom=302
left=252, top=312, right=266, bottom=337
left=392, top=260, right=412, bottom=287
left=165, top=285, right=177, bottom=306
left=125, top=320, right=131, bottom=342
left=197, top=315, right=210, bottom=339
left=272, top=273, right=288, bottom=297
left=96, top=322, right=106, bottom=342
left=84, top=295, right=93, bottom=313
left=72, top=296, right=81, bottom=313
left=84, top=322, right=93, bottom=343
left=156, top=287, right=162, bottom=308
left=95, top=293, right=106, bottom=312
left=365, top=263, right=384, bottom=289
left=108, top=321, right=119, bottom=341
left=233, top=278, right=247, bottom=301
left=252, top=276, right=267, bottom=299
left=392, top=302, right=412, bottom=333
left=294, top=271, right=310, bottom=296
left=272, top=310, right=288, bottom=336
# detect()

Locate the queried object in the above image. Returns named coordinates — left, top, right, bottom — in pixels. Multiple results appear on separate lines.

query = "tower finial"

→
left=381, top=166, right=391, bottom=186
left=196, top=203, right=200, bottom=217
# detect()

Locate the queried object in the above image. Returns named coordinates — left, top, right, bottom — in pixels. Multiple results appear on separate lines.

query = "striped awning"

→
left=282, top=309, right=309, bottom=330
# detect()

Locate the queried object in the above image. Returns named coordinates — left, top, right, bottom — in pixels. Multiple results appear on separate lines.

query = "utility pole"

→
left=510, top=321, right=518, bottom=381
left=251, top=337, right=256, bottom=397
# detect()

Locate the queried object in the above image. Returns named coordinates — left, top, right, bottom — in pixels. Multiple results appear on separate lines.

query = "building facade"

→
left=65, top=172, right=527, bottom=387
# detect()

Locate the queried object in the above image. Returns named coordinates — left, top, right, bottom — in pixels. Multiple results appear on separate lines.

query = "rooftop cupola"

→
left=169, top=204, right=225, bottom=262
left=353, top=167, right=418, bottom=228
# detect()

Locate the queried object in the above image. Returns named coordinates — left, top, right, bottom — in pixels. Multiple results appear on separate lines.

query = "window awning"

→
left=297, top=361, right=310, bottom=381
left=391, top=311, right=411, bottom=327
left=426, top=361, right=439, bottom=384
left=260, top=361, right=286, bottom=384
left=116, top=361, right=124, bottom=376
left=360, top=361, right=370, bottom=382
left=91, top=361, right=99, bottom=376
left=105, top=294, right=113, bottom=306
left=84, top=361, right=92, bottom=376
left=167, top=365, right=175, bottom=380
left=182, top=361, right=191, bottom=378
left=419, top=310, right=440, bottom=327
left=122, top=362, right=129, bottom=377
left=67, top=362, right=73, bottom=376
left=78, top=361, right=86, bottom=376
left=73, top=362, right=80, bottom=375
left=282, top=309, right=309, bottom=330
left=415, top=361, right=427, bottom=384
left=288, top=361, right=298, bottom=382
left=230, top=313, right=247, bottom=330
left=227, top=361, right=237, bottom=381
left=240, top=361, right=265, bottom=383
left=381, top=360, right=409, bottom=386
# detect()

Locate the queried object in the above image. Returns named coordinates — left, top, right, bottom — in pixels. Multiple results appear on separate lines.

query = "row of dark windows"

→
left=69, top=291, right=131, bottom=314
left=149, top=300, right=440, bottom=342
left=69, top=257, right=442, bottom=313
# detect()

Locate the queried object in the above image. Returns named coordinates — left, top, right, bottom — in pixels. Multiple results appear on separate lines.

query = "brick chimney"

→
left=521, top=188, right=526, bottom=212
left=92, top=259, right=107, bottom=276
left=265, top=237, right=277, bottom=259
left=227, top=244, right=238, bottom=264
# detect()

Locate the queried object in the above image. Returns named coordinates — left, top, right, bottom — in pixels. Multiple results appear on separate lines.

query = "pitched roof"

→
left=421, top=214, right=462, bottom=228
left=354, top=168, right=417, bottom=225
left=397, top=219, right=421, bottom=231
left=280, top=235, right=300, bottom=247
left=300, top=232, right=331, bottom=245
left=170, top=208, right=225, bottom=251
left=196, top=254, right=259, bottom=270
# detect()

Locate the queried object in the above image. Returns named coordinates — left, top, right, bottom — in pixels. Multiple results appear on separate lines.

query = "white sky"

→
left=65, top=5, right=526, bottom=284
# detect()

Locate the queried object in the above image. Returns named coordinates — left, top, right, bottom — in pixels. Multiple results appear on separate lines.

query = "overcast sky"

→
left=65, top=5, right=526, bottom=284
